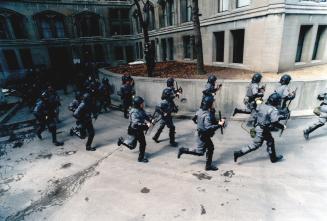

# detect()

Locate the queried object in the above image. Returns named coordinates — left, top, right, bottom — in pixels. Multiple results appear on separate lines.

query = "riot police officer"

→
left=303, top=90, right=327, bottom=140
left=43, top=85, right=61, bottom=122
left=234, top=93, right=285, bottom=163
left=120, top=76, right=135, bottom=119
left=74, top=93, right=98, bottom=151
left=98, top=78, right=111, bottom=113
left=275, top=74, right=296, bottom=118
left=202, top=75, right=221, bottom=99
left=177, top=96, right=225, bottom=171
left=117, top=96, right=152, bottom=163
left=233, top=73, right=265, bottom=126
left=33, top=92, right=64, bottom=146
left=69, top=91, right=83, bottom=138
left=152, top=88, right=178, bottom=147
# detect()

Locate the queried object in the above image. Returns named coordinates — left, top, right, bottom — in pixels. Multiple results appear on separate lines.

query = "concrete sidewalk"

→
left=1, top=104, right=327, bottom=221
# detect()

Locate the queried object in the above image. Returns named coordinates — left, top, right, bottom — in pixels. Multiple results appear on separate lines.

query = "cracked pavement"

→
left=1, top=97, right=327, bottom=221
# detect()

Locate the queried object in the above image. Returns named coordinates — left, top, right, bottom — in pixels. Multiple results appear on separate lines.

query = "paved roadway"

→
left=1, top=101, right=327, bottom=221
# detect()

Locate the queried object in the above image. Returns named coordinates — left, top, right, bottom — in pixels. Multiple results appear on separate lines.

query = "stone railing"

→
left=99, top=68, right=327, bottom=117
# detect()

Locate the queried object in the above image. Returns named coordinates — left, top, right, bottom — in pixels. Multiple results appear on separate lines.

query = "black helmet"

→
left=161, top=88, right=174, bottom=100
left=167, top=78, right=175, bottom=87
left=202, top=95, right=215, bottom=110
left=133, top=96, right=144, bottom=108
left=40, top=92, right=48, bottom=101
left=280, top=74, right=291, bottom=85
left=267, top=93, right=282, bottom=107
left=122, top=75, right=129, bottom=84
left=252, top=73, right=262, bottom=83
left=208, top=75, right=217, bottom=84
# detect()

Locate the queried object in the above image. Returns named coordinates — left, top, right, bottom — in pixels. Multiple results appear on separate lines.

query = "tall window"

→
left=19, top=48, right=34, bottom=69
left=295, top=25, right=312, bottom=62
left=0, top=16, right=9, bottom=39
left=312, top=25, right=327, bottom=60
left=218, top=0, right=229, bottom=12
left=35, top=12, right=66, bottom=39
left=109, top=8, right=131, bottom=35
left=230, top=29, right=245, bottom=64
left=181, top=0, right=192, bottom=23
left=144, top=2, right=155, bottom=30
left=237, top=0, right=250, bottom=8
left=183, top=35, right=196, bottom=59
left=159, top=0, right=174, bottom=28
left=75, top=12, right=100, bottom=37
left=214, top=31, right=224, bottom=62
left=0, top=11, right=26, bottom=39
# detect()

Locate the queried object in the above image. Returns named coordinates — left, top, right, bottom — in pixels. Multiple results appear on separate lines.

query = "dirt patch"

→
left=192, top=172, right=212, bottom=180
left=141, top=187, right=150, bottom=194
left=107, top=61, right=253, bottom=80
left=36, top=154, right=52, bottom=160
left=222, top=170, right=235, bottom=178
left=200, top=205, right=206, bottom=215
left=107, top=62, right=327, bottom=81
left=60, top=163, right=72, bottom=169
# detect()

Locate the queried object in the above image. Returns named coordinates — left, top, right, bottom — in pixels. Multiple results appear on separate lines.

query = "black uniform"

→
left=69, top=92, right=83, bottom=138
left=120, top=82, right=135, bottom=119
left=33, top=94, right=64, bottom=146
left=118, top=96, right=151, bottom=163
left=178, top=96, right=223, bottom=171
left=74, top=93, right=98, bottom=151
left=98, top=78, right=111, bottom=113
left=152, top=88, right=178, bottom=146
left=234, top=93, right=285, bottom=163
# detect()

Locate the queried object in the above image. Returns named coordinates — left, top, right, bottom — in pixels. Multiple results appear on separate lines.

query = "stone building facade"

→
left=0, top=0, right=327, bottom=82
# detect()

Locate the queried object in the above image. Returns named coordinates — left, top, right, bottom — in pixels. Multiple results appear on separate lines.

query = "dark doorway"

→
left=48, top=47, right=72, bottom=87
left=231, top=29, right=244, bottom=64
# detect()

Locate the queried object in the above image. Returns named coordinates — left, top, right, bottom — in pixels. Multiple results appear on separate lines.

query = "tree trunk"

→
left=134, top=0, right=155, bottom=77
left=192, top=0, right=205, bottom=75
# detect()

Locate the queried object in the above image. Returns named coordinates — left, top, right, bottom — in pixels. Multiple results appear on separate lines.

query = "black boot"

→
left=205, top=149, right=218, bottom=171
left=303, top=124, right=323, bottom=140
left=52, top=131, right=64, bottom=146
left=232, top=108, right=239, bottom=117
left=152, top=127, right=163, bottom=143
left=169, top=131, right=178, bottom=147
left=117, top=137, right=124, bottom=146
left=234, top=150, right=245, bottom=162
left=86, top=145, right=96, bottom=151
left=177, top=147, right=187, bottom=159
left=268, top=145, right=283, bottom=163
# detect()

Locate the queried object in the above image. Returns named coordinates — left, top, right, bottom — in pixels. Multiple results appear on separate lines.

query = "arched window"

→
left=0, top=8, right=26, bottom=39
left=180, top=0, right=192, bottom=23
left=34, top=11, right=66, bottom=39
left=133, top=10, right=142, bottom=34
left=143, top=1, right=155, bottom=30
left=75, top=11, right=101, bottom=37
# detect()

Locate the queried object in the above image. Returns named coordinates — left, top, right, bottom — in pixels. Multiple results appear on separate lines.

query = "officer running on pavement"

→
left=33, top=92, right=64, bottom=146
left=120, top=76, right=135, bottom=119
left=274, top=74, right=296, bottom=118
left=73, top=93, right=98, bottom=151
left=303, top=90, right=327, bottom=140
left=177, top=96, right=225, bottom=171
left=118, top=96, right=152, bottom=163
left=152, top=87, right=179, bottom=147
left=233, top=73, right=265, bottom=126
left=233, top=93, right=285, bottom=163
left=202, top=75, right=222, bottom=100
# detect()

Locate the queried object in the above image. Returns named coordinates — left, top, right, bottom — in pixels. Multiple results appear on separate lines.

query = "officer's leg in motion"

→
left=234, top=127, right=282, bottom=163
left=47, top=120, right=64, bottom=146
left=152, top=120, right=165, bottom=143
left=178, top=133, right=218, bottom=171
left=123, top=99, right=131, bottom=119
left=303, top=117, right=326, bottom=140
left=36, top=120, right=46, bottom=140
left=84, top=121, right=96, bottom=151
left=167, top=117, right=178, bottom=147
left=137, top=131, right=148, bottom=163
